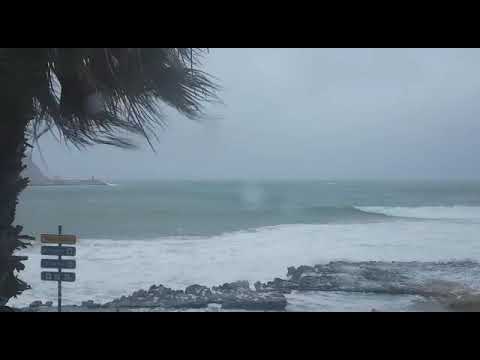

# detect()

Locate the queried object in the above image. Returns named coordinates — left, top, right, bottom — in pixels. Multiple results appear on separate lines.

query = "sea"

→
left=9, top=179, right=480, bottom=311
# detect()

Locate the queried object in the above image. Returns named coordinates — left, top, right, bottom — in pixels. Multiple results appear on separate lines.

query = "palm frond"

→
left=1, top=48, right=220, bottom=149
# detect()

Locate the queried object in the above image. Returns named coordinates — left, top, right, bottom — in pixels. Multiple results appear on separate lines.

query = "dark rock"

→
left=103, top=280, right=286, bottom=311
left=29, top=300, right=43, bottom=308
left=287, top=266, right=296, bottom=277
left=298, top=275, right=336, bottom=291
left=287, top=265, right=315, bottom=281
left=169, top=294, right=212, bottom=309
left=213, top=280, right=250, bottom=292
left=221, top=291, right=287, bottom=311
left=280, top=261, right=478, bottom=297
left=148, top=285, right=178, bottom=297
left=185, top=284, right=212, bottom=297
left=104, top=283, right=212, bottom=309
left=81, top=300, right=101, bottom=309
left=260, top=278, right=298, bottom=294
left=0, top=306, right=16, bottom=312
left=447, top=294, right=480, bottom=311
left=132, top=289, right=148, bottom=298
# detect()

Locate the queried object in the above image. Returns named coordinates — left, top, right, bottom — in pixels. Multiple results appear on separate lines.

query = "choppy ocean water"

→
left=10, top=180, right=480, bottom=311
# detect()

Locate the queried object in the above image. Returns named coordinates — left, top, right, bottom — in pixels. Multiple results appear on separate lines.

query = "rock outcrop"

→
left=22, top=260, right=480, bottom=312
left=102, top=281, right=287, bottom=311
left=255, top=261, right=478, bottom=299
left=22, top=157, right=108, bottom=186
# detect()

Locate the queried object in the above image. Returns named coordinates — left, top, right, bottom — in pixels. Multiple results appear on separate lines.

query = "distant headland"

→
left=23, top=157, right=108, bottom=186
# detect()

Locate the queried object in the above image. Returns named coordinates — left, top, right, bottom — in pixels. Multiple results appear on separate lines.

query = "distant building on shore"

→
left=23, top=157, right=108, bottom=186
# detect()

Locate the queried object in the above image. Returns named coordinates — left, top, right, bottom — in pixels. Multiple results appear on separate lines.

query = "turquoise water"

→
left=12, top=179, right=480, bottom=310
left=15, top=179, right=480, bottom=239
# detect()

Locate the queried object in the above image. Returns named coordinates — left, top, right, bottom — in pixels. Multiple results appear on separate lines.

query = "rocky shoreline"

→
left=20, top=261, right=480, bottom=312
left=24, top=280, right=288, bottom=312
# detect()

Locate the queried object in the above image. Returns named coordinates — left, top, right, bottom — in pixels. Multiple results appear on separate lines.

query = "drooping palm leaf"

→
left=0, top=48, right=219, bottom=306
left=0, top=48, right=219, bottom=149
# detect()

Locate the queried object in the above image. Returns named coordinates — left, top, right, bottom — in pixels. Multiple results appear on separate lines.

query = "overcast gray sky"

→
left=32, top=48, right=480, bottom=180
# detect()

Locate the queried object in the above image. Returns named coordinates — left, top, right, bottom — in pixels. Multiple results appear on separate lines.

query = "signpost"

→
left=41, top=272, right=76, bottom=282
left=41, top=246, right=76, bottom=257
left=41, top=259, right=76, bottom=269
left=40, top=226, right=77, bottom=312
left=41, top=234, right=76, bottom=245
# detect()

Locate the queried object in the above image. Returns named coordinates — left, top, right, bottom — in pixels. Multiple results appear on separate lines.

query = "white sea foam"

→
left=356, top=206, right=480, bottom=221
left=10, top=219, right=480, bottom=308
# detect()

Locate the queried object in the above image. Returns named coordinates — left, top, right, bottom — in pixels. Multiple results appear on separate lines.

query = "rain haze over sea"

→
left=12, top=49, right=480, bottom=311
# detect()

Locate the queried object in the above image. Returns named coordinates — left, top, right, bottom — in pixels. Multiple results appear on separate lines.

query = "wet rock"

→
left=279, top=261, right=480, bottom=301
left=213, top=280, right=250, bottom=292
left=287, top=265, right=315, bottom=281
left=254, top=281, right=262, bottom=291
left=185, top=284, right=212, bottom=297
left=255, top=278, right=298, bottom=294
left=81, top=300, right=101, bottom=309
left=208, top=280, right=288, bottom=310
left=259, top=262, right=410, bottom=294
left=297, top=275, right=336, bottom=291
left=221, top=291, right=287, bottom=311
left=148, top=285, right=180, bottom=297
left=446, top=294, right=480, bottom=312
left=287, top=266, right=296, bottom=277
left=0, top=306, right=16, bottom=312
left=103, top=284, right=211, bottom=309
left=132, top=289, right=148, bottom=298
left=169, top=293, right=212, bottom=309
left=29, top=300, right=43, bottom=308
left=104, top=279, right=287, bottom=311
left=106, top=259, right=477, bottom=311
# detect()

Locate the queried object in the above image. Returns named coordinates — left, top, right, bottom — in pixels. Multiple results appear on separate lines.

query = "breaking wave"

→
left=356, top=206, right=480, bottom=221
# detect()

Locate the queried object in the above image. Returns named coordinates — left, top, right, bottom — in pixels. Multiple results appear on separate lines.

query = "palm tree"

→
left=0, top=48, right=219, bottom=309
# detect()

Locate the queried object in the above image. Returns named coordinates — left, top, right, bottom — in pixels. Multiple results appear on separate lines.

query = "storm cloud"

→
left=32, top=48, right=480, bottom=180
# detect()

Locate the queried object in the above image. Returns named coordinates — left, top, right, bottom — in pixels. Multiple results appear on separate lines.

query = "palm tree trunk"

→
left=0, top=97, right=33, bottom=308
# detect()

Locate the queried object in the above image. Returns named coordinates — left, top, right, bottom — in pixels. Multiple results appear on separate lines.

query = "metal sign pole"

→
left=58, top=225, right=62, bottom=313
left=41, top=229, right=76, bottom=308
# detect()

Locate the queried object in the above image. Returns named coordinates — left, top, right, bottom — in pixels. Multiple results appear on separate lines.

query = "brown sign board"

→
left=41, top=234, right=77, bottom=245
